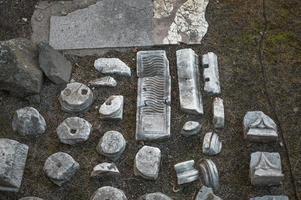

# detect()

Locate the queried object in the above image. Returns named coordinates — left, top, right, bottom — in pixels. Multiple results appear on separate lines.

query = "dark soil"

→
left=0, top=0, right=300, bottom=200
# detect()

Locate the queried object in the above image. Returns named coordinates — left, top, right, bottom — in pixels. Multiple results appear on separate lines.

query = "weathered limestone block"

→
left=134, top=146, right=161, bottom=180
left=56, top=117, right=92, bottom=145
left=99, top=95, right=124, bottom=120
left=0, top=139, right=29, bottom=192
left=199, top=159, right=219, bottom=191
left=94, top=58, right=131, bottom=77
left=59, top=82, right=94, bottom=113
left=195, top=186, right=222, bottom=200
left=174, top=160, right=199, bottom=185
left=136, top=50, right=171, bottom=141
left=91, top=162, right=120, bottom=177
left=250, top=152, right=284, bottom=186
left=89, top=76, right=117, bottom=87
left=43, top=152, right=79, bottom=186
left=19, top=197, right=44, bottom=200
left=139, top=192, right=172, bottom=200
left=181, top=121, right=201, bottom=137
left=38, top=42, right=72, bottom=84
left=97, top=131, right=126, bottom=161
left=12, top=107, right=46, bottom=136
left=250, top=196, right=289, bottom=200
left=176, top=48, right=203, bottom=115
left=213, top=97, right=224, bottom=128
left=202, top=132, right=222, bottom=156
left=0, top=38, right=43, bottom=97
left=202, top=52, right=221, bottom=95
left=90, top=186, right=127, bottom=200
left=243, top=111, right=278, bottom=142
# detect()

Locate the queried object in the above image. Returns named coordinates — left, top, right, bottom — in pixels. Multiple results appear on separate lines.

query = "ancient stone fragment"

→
left=0, top=139, right=29, bottom=192
left=56, top=117, right=92, bottom=145
left=202, top=52, right=221, bottom=95
left=199, top=159, right=219, bottom=191
left=250, top=152, right=284, bottom=186
left=89, top=76, right=117, bottom=87
left=90, top=186, right=127, bottom=200
left=59, top=82, right=94, bottom=113
left=250, top=196, right=289, bottom=200
left=99, top=95, right=124, bottom=120
left=134, top=146, right=161, bottom=180
left=0, top=38, right=43, bottom=97
left=12, top=107, right=46, bottom=136
left=195, top=186, right=222, bottom=200
left=243, top=111, right=278, bottom=142
left=97, top=131, right=126, bottom=161
left=136, top=50, right=171, bottom=141
left=153, top=0, right=175, bottom=19
left=174, top=160, right=199, bottom=185
left=94, top=58, right=131, bottom=76
left=181, top=121, right=201, bottom=137
left=19, top=197, right=44, bottom=200
left=43, top=152, right=79, bottom=186
left=91, top=162, right=120, bottom=177
left=176, top=48, right=203, bottom=115
left=213, top=97, right=224, bottom=128
left=38, top=42, right=72, bottom=84
left=139, top=192, right=172, bottom=200
left=202, top=132, right=222, bottom=156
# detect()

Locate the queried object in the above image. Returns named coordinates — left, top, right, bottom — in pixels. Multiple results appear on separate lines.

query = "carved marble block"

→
left=176, top=48, right=203, bottom=115
left=202, top=52, right=221, bottom=95
left=136, top=50, right=171, bottom=141
left=99, top=95, right=124, bottom=120
left=202, top=132, right=222, bottom=156
left=174, top=160, right=199, bottom=185
left=244, top=111, right=278, bottom=142
left=0, top=139, right=29, bottom=192
left=195, top=186, right=222, bottom=200
left=250, top=152, right=284, bottom=186
left=213, top=97, right=224, bottom=128
left=199, top=159, right=219, bottom=191
left=250, top=196, right=289, bottom=200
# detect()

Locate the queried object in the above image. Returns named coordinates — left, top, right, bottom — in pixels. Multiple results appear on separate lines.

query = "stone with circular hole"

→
left=90, top=186, right=127, bottom=200
left=99, top=95, right=124, bottom=120
left=43, top=152, right=79, bottom=186
left=57, top=117, right=92, bottom=145
left=96, top=131, right=126, bottom=161
left=59, top=82, right=93, bottom=113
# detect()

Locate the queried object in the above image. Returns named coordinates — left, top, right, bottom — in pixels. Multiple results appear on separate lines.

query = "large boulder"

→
left=0, top=38, right=43, bottom=97
left=38, top=42, right=72, bottom=84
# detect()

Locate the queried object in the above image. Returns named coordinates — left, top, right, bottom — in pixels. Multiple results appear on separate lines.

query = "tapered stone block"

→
left=213, top=97, right=224, bottom=128
left=202, top=52, right=221, bottom=95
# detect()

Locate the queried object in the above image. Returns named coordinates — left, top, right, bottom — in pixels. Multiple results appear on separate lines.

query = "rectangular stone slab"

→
left=136, top=50, right=171, bottom=141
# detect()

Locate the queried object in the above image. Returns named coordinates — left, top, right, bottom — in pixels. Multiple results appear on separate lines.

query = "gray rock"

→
left=59, top=82, right=94, bottom=113
left=250, top=196, right=289, bottom=200
left=94, top=58, right=131, bottom=77
left=136, top=50, right=171, bottom=141
left=213, top=97, right=224, bottom=128
left=202, top=132, right=222, bottom=156
left=174, top=160, right=199, bottom=185
left=0, top=38, right=43, bottom=97
left=19, top=197, right=44, bottom=200
left=38, top=42, right=72, bottom=84
left=139, top=192, right=172, bottom=200
left=89, top=76, right=117, bottom=87
left=57, top=117, right=92, bottom=145
left=250, top=152, right=284, bottom=186
left=176, top=48, right=203, bottom=115
left=134, top=146, right=161, bottom=180
left=199, top=159, right=219, bottom=191
left=243, top=111, right=278, bottom=142
left=181, top=121, right=201, bottom=136
left=99, top=95, right=124, bottom=120
left=90, top=186, right=127, bottom=200
left=91, top=162, right=120, bottom=177
left=195, top=186, right=222, bottom=200
left=97, top=131, right=126, bottom=161
left=12, top=107, right=46, bottom=136
left=202, top=52, right=221, bottom=95
left=0, top=139, right=28, bottom=192
left=43, top=152, right=79, bottom=186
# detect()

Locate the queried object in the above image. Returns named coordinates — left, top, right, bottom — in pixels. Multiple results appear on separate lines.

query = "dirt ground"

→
left=0, top=0, right=300, bottom=200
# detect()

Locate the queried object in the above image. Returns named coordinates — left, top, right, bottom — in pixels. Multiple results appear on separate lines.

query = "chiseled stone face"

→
left=90, top=186, right=127, bottom=200
left=139, top=192, right=172, bottom=200
left=202, top=132, right=222, bottom=156
left=94, top=58, right=131, bottom=77
left=202, top=52, right=221, bottom=95
left=174, top=160, right=199, bottom=185
left=250, top=196, right=289, bottom=200
left=0, top=139, right=29, bottom=192
left=134, top=146, right=161, bottom=180
left=99, top=95, right=124, bottom=120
